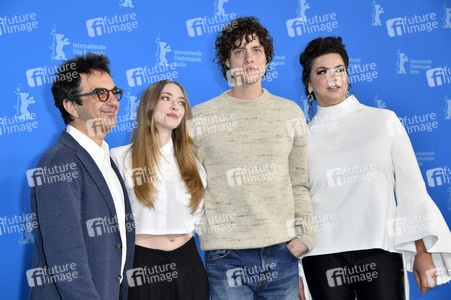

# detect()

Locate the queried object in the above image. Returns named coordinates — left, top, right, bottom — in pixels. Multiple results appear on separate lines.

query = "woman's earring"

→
left=307, top=91, right=314, bottom=102
left=346, top=90, right=351, bottom=98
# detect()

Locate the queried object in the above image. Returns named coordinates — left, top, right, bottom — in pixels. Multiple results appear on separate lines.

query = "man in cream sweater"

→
left=192, top=16, right=316, bottom=299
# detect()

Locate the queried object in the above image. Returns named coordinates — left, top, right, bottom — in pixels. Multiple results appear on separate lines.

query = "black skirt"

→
left=127, top=236, right=209, bottom=300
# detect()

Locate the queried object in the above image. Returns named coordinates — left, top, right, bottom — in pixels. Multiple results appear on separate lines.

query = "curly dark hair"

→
left=299, top=36, right=349, bottom=98
left=51, top=53, right=111, bottom=125
left=214, top=16, right=274, bottom=79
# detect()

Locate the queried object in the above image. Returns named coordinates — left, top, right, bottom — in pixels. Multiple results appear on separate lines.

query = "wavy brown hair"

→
left=129, top=80, right=204, bottom=213
left=214, top=16, right=274, bottom=79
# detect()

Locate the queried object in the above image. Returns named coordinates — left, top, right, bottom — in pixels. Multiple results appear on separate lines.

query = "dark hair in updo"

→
left=299, top=36, right=349, bottom=98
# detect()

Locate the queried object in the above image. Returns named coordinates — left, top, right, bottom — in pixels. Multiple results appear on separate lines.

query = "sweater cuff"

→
left=297, top=234, right=316, bottom=252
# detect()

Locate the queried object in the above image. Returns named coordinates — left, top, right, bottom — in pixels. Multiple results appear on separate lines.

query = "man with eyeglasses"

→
left=29, top=53, right=135, bottom=300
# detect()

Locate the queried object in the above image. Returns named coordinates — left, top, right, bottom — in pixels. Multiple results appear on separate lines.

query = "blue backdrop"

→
left=1, top=0, right=450, bottom=299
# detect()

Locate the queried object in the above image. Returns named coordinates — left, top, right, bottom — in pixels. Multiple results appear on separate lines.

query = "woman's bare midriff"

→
left=135, top=232, right=193, bottom=251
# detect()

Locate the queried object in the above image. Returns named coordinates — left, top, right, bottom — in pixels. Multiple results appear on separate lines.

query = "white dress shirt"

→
left=299, top=96, right=451, bottom=299
left=66, top=125, right=127, bottom=282
left=110, top=139, right=206, bottom=235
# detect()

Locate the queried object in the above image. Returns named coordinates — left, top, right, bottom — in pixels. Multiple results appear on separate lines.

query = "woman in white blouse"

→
left=111, top=80, right=208, bottom=299
left=297, top=36, right=451, bottom=300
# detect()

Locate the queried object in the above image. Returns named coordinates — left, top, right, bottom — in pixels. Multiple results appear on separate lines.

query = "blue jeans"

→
left=205, top=242, right=299, bottom=300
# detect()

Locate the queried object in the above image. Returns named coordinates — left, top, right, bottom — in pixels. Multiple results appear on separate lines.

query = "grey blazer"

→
left=29, top=131, right=135, bottom=300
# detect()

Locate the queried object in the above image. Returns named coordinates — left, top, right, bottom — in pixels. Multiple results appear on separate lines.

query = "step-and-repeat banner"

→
left=1, top=0, right=450, bottom=299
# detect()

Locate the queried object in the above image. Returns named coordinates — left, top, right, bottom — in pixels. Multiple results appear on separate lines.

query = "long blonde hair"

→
left=130, top=80, right=204, bottom=213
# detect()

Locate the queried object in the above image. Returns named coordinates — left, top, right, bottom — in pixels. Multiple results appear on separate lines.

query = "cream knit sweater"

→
left=192, top=89, right=316, bottom=251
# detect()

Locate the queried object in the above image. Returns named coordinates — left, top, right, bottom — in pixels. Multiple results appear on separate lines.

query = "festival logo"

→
left=371, top=0, right=384, bottom=26
left=448, top=187, right=451, bottom=211
left=214, top=0, right=229, bottom=17
left=0, top=84, right=38, bottom=136
left=155, top=35, right=172, bottom=67
left=50, top=25, right=70, bottom=61
left=300, top=96, right=309, bottom=120
left=395, top=48, right=433, bottom=75
left=119, top=0, right=134, bottom=8
left=444, top=94, right=451, bottom=119
left=396, top=49, right=408, bottom=74
left=15, top=84, right=35, bottom=120
left=125, top=89, right=139, bottom=120
left=374, top=94, right=386, bottom=108
left=443, top=3, right=451, bottom=28
left=297, top=0, right=310, bottom=19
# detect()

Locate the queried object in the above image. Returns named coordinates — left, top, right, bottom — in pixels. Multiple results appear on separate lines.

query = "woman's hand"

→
left=299, top=276, right=306, bottom=300
left=413, top=239, right=437, bottom=295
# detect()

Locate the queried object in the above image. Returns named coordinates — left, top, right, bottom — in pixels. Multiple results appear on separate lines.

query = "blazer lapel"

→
left=58, top=131, right=118, bottom=219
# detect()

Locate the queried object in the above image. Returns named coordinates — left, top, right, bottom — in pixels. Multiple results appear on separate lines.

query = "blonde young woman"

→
left=111, top=80, right=208, bottom=299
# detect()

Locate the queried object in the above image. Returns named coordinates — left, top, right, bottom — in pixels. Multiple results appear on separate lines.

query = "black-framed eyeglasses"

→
left=76, top=87, right=123, bottom=102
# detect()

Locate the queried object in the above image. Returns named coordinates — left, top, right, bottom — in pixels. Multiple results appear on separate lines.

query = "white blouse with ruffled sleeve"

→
left=303, top=95, right=451, bottom=289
